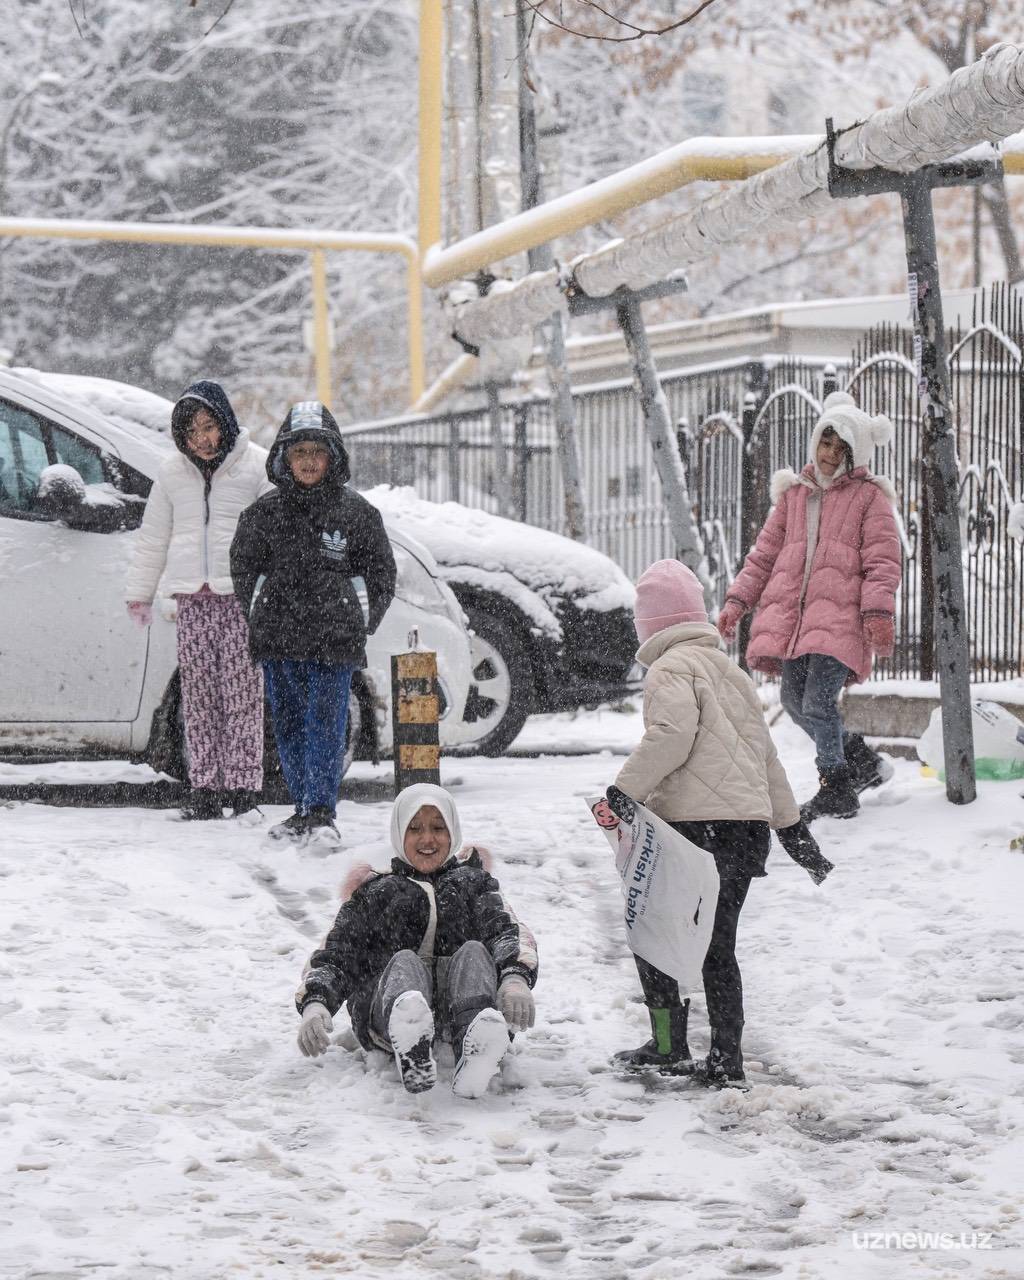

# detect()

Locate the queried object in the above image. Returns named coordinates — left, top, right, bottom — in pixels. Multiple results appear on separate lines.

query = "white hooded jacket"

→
left=124, top=429, right=273, bottom=602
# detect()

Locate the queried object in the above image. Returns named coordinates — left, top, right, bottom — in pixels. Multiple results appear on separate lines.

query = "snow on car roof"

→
left=364, top=484, right=635, bottom=611
left=12, top=368, right=175, bottom=445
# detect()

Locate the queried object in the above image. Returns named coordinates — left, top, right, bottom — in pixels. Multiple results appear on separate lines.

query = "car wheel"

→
left=462, top=603, right=534, bottom=756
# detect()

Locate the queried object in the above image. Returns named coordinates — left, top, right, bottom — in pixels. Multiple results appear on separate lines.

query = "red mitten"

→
left=863, top=613, right=894, bottom=657
left=716, top=598, right=745, bottom=641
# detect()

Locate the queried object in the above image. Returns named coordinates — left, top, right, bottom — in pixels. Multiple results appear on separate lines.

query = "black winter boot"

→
left=304, top=807, right=342, bottom=851
left=178, top=788, right=224, bottom=821
left=692, top=1022, right=746, bottom=1087
left=800, top=764, right=860, bottom=823
left=613, top=1003, right=693, bottom=1074
left=692, top=1045, right=747, bottom=1088
left=268, top=811, right=308, bottom=842
left=229, top=789, right=263, bottom=821
left=843, top=734, right=894, bottom=794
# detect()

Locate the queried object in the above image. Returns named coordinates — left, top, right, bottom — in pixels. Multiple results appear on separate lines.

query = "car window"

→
left=107, top=456, right=152, bottom=500
left=0, top=402, right=51, bottom=516
left=49, top=424, right=106, bottom=485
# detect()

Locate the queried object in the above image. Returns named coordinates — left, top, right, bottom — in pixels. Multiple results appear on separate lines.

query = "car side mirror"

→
left=37, top=463, right=132, bottom=533
left=37, top=463, right=87, bottom=516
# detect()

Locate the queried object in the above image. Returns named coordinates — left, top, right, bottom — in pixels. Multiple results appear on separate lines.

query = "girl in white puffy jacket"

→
left=125, top=380, right=273, bottom=820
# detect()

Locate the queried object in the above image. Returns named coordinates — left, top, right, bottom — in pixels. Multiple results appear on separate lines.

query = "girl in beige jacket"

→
left=606, top=559, right=831, bottom=1085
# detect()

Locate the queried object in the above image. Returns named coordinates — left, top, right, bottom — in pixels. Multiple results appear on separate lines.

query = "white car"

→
left=0, top=368, right=477, bottom=782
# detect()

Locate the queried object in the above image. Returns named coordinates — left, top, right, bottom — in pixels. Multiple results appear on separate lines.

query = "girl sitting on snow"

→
left=717, top=392, right=902, bottom=822
left=294, top=783, right=538, bottom=1097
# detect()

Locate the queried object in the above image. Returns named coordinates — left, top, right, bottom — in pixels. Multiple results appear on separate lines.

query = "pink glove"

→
left=863, top=613, right=894, bottom=657
left=126, top=601, right=153, bottom=629
left=716, top=598, right=745, bottom=641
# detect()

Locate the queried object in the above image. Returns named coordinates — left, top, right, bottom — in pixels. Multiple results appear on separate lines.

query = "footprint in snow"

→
left=250, top=865, right=320, bottom=937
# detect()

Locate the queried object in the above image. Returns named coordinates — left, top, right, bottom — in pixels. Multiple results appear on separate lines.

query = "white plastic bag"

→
left=588, top=794, right=719, bottom=993
left=917, top=700, right=1024, bottom=781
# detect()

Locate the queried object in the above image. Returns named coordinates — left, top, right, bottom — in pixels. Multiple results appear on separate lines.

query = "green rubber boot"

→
left=613, top=1003, right=693, bottom=1075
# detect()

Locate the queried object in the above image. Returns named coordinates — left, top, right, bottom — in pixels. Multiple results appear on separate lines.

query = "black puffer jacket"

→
left=295, top=850, right=539, bottom=1049
left=230, top=401, right=396, bottom=664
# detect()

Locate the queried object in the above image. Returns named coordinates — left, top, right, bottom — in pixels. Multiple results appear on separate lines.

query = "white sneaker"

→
left=452, top=1008, right=508, bottom=1099
left=388, top=991, right=436, bottom=1094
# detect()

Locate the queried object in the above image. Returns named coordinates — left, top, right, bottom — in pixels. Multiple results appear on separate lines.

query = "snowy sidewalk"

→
left=1, top=718, right=1022, bottom=1279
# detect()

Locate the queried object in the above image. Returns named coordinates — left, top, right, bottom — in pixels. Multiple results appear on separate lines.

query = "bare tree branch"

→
left=67, top=1, right=85, bottom=38
left=695, top=216, right=895, bottom=316
left=203, top=0, right=238, bottom=38
left=521, top=0, right=724, bottom=43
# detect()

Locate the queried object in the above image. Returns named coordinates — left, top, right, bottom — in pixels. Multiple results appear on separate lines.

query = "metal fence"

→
left=343, top=284, right=1024, bottom=682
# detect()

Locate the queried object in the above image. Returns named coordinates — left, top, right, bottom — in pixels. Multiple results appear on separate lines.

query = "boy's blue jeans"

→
left=263, top=660, right=354, bottom=816
left=779, top=654, right=853, bottom=771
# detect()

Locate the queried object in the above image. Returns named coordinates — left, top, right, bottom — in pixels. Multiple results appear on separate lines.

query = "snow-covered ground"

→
left=2, top=710, right=1023, bottom=1279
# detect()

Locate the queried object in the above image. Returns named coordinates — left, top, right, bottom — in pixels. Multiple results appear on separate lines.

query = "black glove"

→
left=777, top=820, right=833, bottom=885
left=605, top=785, right=636, bottom=823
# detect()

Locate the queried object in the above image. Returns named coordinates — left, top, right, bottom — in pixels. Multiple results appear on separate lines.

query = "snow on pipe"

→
left=450, top=44, right=1024, bottom=348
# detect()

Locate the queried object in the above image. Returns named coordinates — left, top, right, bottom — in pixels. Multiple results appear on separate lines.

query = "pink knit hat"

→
left=634, top=559, right=708, bottom=643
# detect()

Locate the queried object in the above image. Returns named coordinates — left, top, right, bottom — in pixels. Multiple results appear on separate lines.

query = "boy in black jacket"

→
left=230, top=401, right=396, bottom=845
left=295, top=784, right=538, bottom=1097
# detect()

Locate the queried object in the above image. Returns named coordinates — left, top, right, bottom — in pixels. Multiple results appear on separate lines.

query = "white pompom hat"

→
left=810, top=390, right=894, bottom=472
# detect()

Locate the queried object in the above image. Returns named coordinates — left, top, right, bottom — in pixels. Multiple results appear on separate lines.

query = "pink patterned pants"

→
left=176, top=591, right=264, bottom=791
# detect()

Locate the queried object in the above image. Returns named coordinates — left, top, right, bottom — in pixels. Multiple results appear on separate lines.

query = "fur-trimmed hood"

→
left=770, top=463, right=898, bottom=508
left=340, top=845, right=495, bottom=901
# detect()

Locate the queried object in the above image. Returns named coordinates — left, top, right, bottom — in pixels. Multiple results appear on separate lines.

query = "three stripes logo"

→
left=290, top=401, right=323, bottom=433
left=321, top=529, right=347, bottom=562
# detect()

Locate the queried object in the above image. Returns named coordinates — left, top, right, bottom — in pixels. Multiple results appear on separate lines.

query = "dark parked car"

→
left=365, top=486, right=639, bottom=754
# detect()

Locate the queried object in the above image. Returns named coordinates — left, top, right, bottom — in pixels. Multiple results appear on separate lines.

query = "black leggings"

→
left=634, top=820, right=763, bottom=1061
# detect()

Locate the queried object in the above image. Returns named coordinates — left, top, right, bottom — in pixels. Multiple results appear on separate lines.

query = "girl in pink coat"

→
left=717, top=392, right=902, bottom=821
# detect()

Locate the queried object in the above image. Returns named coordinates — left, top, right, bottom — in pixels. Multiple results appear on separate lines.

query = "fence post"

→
left=675, top=416, right=691, bottom=475
left=391, top=643, right=441, bottom=795
left=738, top=391, right=760, bottom=670
left=486, top=381, right=515, bottom=518
left=822, top=361, right=838, bottom=399
left=513, top=404, right=528, bottom=522
left=447, top=415, right=462, bottom=505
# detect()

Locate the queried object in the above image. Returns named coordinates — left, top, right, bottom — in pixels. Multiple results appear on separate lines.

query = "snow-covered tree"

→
left=1, top=0, right=1019, bottom=422
left=0, top=0, right=433, bottom=421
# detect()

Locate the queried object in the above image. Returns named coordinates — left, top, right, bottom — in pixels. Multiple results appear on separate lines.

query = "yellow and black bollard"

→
left=391, top=643, right=441, bottom=794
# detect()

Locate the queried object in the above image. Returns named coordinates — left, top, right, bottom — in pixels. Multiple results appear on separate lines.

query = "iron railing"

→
left=342, top=285, right=1023, bottom=682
